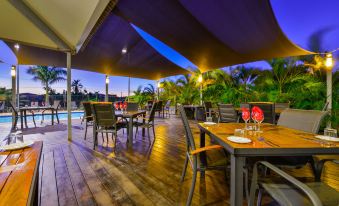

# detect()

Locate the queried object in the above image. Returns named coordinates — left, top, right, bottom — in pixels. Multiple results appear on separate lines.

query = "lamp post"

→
left=105, top=75, right=109, bottom=102
left=11, top=65, right=16, bottom=128
left=198, top=74, right=203, bottom=106
left=122, top=48, right=130, bottom=101
left=325, top=53, right=333, bottom=127
left=14, top=43, right=20, bottom=107
left=157, top=81, right=161, bottom=100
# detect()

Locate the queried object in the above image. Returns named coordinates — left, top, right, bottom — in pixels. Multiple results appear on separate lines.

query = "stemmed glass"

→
left=114, top=102, right=119, bottom=110
left=123, top=102, right=128, bottom=112
left=119, top=102, right=124, bottom=113
left=251, top=107, right=258, bottom=130
left=255, top=109, right=264, bottom=132
left=241, top=108, right=250, bottom=129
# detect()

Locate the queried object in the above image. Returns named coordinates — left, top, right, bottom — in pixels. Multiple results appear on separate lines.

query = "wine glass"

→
left=119, top=102, right=123, bottom=112
left=251, top=109, right=258, bottom=130
left=123, top=102, right=128, bottom=112
left=114, top=102, right=119, bottom=110
left=255, top=111, right=264, bottom=132
left=241, top=108, right=250, bottom=129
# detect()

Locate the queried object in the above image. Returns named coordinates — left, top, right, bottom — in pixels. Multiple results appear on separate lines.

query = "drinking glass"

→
left=324, top=128, right=338, bottom=138
left=255, top=113, right=264, bottom=132
left=242, top=108, right=250, bottom=129
left=251, top=110, right=257, bottom=130
left=114, top=102, right=119, bottom=110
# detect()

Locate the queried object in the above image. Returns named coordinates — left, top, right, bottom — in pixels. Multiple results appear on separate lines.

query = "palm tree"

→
left=143, top=84, right=156, bottom=99
left=27, top=66, right=67, bottom=102
left=71, top=79, right=83, bottom=94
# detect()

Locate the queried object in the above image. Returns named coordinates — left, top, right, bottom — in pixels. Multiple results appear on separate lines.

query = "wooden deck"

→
left=0, top=115, right=338, bottom=206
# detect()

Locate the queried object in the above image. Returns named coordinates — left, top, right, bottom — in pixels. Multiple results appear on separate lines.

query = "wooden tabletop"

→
left=198, top=123, right=339, bottom=156
left=0, top=141, right=43, bottom=206
left=115, top=110, right=146, bottom=118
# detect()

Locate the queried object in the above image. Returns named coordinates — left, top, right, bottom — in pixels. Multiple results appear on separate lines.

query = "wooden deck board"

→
left=0, top=115, right=336, bottom=205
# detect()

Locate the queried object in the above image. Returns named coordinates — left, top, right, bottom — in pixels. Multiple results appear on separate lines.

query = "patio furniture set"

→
left=178, top=102, right=338, bottom=206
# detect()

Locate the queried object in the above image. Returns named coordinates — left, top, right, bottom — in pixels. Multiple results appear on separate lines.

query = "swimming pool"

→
left=0, top=112, right=84, bottom=123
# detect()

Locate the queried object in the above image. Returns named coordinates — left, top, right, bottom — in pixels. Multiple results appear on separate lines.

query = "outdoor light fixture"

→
left=198, top=74, right=203, bottom=83
left=325, top=53, right=333, bottom=68
left=105, top=76, right=110, bottom=84
left=14, top=43, right=20, bottom=50
left=121, top=48, right=127, bottom=54
left=11, top=66, right=16, bottom=77
left=157, top=81, right=161, bottom=88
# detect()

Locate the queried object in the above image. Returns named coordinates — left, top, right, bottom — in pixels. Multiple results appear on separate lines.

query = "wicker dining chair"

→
left=91, top=102, right=124, bottom=150
left=249, top=160, right=339, bottom=206
left=82, top=102, right=94, bottom=140
left=134, top=102, right=157, bottom=143
left=41, top=100, right=61, bottom=124
left=164, top=100, right=171, bottom=118
left=127, top=102, right=139, bottom=111
left=217, top=103, right=238, bottom=123
left=179, top=105, right=228, bottom=206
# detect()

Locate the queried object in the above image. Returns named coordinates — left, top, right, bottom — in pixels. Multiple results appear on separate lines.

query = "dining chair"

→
left=41, top=100, right=61, bottom=124
left=204, top=101, right=217, bottom=121
left=154, top=100, right=163, bottom=117
left=249, top=160, right=339, bottom=206
left=71, top=101, right=78, bottom=110
left=249, top=102, right=275, bottom=124
left=91, top=102, right=124, bottom=150
left=266, top=109, right=329, bottom=176
left=134, top=102, right=157, bottom=143
left=240, top=103, right=250, bottom=109
left=217, top=103, right=238, bottom=123
left=8, top=101, right=18, bottom=131
left=127, top=102, right=139, bottom=111
left=82, top=102, right=94, bottom=140
left=178, top=105, right=228, bottom=206
left=164, top=100, right=171, bottom=118
left=274, top=102, right=289, bottom=111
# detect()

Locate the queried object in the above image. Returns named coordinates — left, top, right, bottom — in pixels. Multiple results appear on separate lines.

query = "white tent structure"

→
left=0, top=0, right=112, bottom=140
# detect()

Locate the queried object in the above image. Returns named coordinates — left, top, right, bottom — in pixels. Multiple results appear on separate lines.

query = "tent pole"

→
left=16, top=65, right=19, bottom=107
left=11, top=66, right=16, bottom=129
left=128, top=77, right=130, bottom=101
left=105, top=75, right=109, bottom=102
left=326, top=70, right=332, bottom=128
left=67, top=52, right=72, bottom=140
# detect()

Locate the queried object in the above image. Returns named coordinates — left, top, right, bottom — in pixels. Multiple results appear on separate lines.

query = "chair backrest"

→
left=31, top=101, right=38, bottom=107
left=71, top=101, right=77, bottom=108
left=0, top=101, right=4, bottom=111
left=249, top=102, right=276, bottom=124
left=127, top=102, right=139, bottom=111
left=165, top=100, right=171, bottom=108
left=240, top=103, right=250, bottom=109
left=178, top=106, right=196, bottom=152
left=204, top=101, right=213, bottom=113
left=275, top=102, right=290, bottom=110
left=148, top=102, right=158, bottom=122
left=82, top=102, right=92, bottom=117
left=52, top=100, right=61, bottom=110
left=278, top=109, right=328, bottom=134
left=91, top=103, right=116, bottom=127
left=7, top=101, right=17, bottom=115
left=155, top=101, right=163, bottom=110
left=217, top=103, right=238, bottom=123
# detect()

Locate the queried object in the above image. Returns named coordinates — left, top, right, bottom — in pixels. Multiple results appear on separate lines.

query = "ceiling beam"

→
left=9, top=0, right=74, bottom=52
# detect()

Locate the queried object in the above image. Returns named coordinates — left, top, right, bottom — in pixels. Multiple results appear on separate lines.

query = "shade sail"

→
left=6, top=13, right=190, bottom=80
left=0, top=0, right=110, bottom=51
left=115, top=0, right=313, bottom=72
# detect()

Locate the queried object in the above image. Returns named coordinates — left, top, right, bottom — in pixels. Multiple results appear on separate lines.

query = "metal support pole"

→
left=128, top=77, right=130, bottom=101
left=200, top=84, right=203, bottom=106
left=105, top=75, right=109, bottom=102
left=11, top=66, right=16, bottom=127
left=66, top=52, right=72, bottom=140
left=326, top=70, right=332, bottom=128
left=16, top=65, right=20, bottom=107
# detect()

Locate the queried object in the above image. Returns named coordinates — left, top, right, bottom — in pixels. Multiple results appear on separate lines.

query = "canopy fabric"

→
left=115, top=0, right=313, bottom=72
left=0, top=0, right=110, bottom=51
left=7, top=13, right=190, bottom=80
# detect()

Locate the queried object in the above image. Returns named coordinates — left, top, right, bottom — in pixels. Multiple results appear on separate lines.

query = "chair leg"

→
left=56, top=110, right=60, bottom=124
left=31, top=112, right=36, bottom=127
left=106, top=132, right=109, bottom=143
left=147, top=127, right=151, bottom=143
left=41, top=111, right=45, bottom=124
left=181, top=155, right=189, bottom=182
left=84, top=122, right=88, bottom=140
left=256, top=189, right=263, bottom=206
left=186, top=159, right=197, bottom=206
left=101, top=132, right=104, bottom=142
left=135, top=126, right=138, bottom=139
left=113, top=132, right=117, bottom=151
left=152, top=126, right=156, bottom=139
left=93, top=131, right=97, bottom=150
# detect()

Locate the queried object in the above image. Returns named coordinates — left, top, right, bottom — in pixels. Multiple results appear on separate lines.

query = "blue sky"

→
left=0, top=0, right=339, bottom=95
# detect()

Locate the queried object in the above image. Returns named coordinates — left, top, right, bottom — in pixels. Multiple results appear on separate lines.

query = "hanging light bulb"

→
left=105, top=76, right=110, bottom=84
left=14, top=43, right=20, bottom=50
left=121, top=48, right=127, bottom=54
left=198, top=74, right=203, bottom=83
left=325, top=53, right=333, bottom=68
left=11, top=65, right=16, bottom=77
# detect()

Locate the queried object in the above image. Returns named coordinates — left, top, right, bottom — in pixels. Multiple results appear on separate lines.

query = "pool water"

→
left=0, top=112, right=84, bottom=123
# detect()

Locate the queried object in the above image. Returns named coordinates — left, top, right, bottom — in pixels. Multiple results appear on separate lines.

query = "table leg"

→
left=230, top=155, right=245, bottom=206
left=128, top=117, right=133, bottom=147
left=52, top=109, right=54, bottom=125
left=20, top=110, right=23, bottom=130
left=199, top=129, right=207, bottom=177
left=142, top=113, right=145, bottom=137
left=24, top=110, right=28, bottom=128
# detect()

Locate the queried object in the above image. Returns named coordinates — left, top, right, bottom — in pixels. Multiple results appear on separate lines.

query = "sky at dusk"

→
left=0, top=0, right=338, bottom=95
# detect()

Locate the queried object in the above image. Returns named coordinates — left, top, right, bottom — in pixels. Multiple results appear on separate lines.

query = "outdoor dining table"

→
left=19, top=106, right=55, bottom=130
left=198, top=123, right=339, bottom=206
left=0, top=141, right=43, bottom=205
left=115, top=110, right=146, bottom=146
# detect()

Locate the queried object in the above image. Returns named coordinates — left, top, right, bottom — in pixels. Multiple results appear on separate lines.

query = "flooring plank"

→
left=40, top=151, right=59, bottom=206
